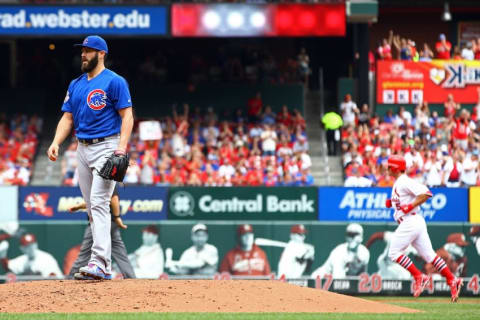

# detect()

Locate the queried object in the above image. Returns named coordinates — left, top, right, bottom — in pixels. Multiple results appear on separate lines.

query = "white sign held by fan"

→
left=139, top=121, right=162, bottom=141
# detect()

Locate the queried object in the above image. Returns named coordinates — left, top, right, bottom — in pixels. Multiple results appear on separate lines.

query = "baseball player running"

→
left=385, top=155, right=463, bottom=302
left=68, top=185, right=135, bottom=280
left=47, top=35, right=133, bottom=280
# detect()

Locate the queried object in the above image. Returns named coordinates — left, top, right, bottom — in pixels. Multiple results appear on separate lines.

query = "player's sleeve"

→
left=110, top=76, right=132, bottom=111
left=407, top=178, right=432, bottom=197
left=61, top=81, right=75, bottom=113
left=7, top=256, right=25, bottom=274
left=219, top=251, right=231, bottom=273
left=44, top=254, right=64, bottom=278
left=203, top=245, right=219, bottom=266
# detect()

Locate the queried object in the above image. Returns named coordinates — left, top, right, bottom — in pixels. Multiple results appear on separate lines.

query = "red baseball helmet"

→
left=388, top=155, right=406, bottom=172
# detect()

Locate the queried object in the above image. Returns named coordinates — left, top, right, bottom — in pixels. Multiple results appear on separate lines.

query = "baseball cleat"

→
left=450, top=277, right=463, bottom=303
left=79, top=263, right=112, bottom=280
left=413, top=274, right=430, bottom=298
left=73, top=272, right=96, bottom=280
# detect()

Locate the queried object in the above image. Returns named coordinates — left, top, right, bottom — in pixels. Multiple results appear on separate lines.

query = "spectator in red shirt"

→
left=377, top=38, right=392, bottom=60
left=453, top=110, right=471, bottom=151
left=435, top=34, right=452, bottom=59
left=276, top=105, right=292, bottom=127
left=247, top=92, right=262, bottom=123
left=474, top=38, right=480, bottom=60
left=444, top=94, right=460, bottom=119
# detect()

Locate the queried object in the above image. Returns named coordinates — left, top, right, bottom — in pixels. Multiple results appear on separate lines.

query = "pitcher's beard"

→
left=81, top=53, right=98, bottom=73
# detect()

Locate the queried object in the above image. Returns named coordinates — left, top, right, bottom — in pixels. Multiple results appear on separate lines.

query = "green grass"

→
left=0, top=298, right=479, bottom=320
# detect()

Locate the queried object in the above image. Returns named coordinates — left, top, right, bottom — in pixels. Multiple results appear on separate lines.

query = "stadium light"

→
left=250, top=12, right=266, bottom=29
left=442, top=2, right=452, bottom=22
left=203, top=11, right=221, bottom=30
left=227, top=12, right=245, bottom=29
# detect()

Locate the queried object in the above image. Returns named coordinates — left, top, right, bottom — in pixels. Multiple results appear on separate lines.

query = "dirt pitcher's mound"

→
left=0, top=280, right=418, bottom=313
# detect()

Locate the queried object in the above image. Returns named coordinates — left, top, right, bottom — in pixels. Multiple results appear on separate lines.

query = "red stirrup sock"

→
left=432, top=255, right=455, bottom=284
left=396, top=255, right=422, bottom=278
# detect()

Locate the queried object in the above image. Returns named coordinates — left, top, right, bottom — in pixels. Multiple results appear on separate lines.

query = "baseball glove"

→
left=98, top=151, right=129, bottom=182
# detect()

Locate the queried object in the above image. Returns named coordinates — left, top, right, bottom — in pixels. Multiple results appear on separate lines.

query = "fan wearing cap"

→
left=311, top=223, right=369, bottom=279
left=47, top=35, right=134, bottom=280
left=219, top=224, right=271, bottom=276
left=424, top=233, right=469, bottom=279
left=0, top=233, right=63, bottom=278
left=277, top=224, right=315, bottom=278
left=128, top=225, right=164, bottom=279
left=385, top=155, right=463, bottom=301
left=166, top=224, right=219, bottom=276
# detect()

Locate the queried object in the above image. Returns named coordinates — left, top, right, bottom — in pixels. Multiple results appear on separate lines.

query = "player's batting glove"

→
left=98, top=150, right=130, bottom=182
left=400, top=203, right=414, bottom=214
left=385, top=199, right=392, bottom=208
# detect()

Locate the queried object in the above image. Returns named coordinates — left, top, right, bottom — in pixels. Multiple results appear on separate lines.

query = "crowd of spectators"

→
left=136, top=46, right=310, bottom=86
left=63, top=95, right=313, bottom=187
left=376, top=31, right=480, bottom=61
left=0, top=114, right=42, bottom=186
left=341, top=89, right=480, bottom=188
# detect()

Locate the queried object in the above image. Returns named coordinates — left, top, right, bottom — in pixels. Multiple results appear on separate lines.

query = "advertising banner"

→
left=168, top=187, right=318, bottom=220
left=0, top=221, right=478, bottom=298
left=376, top=60, right=480, bottom=104
left=318, top=187, right=468, bottom=222
left=469, top=187, right=480, bottom=223
left=0, top=186, right=18, bottom=222
left=18, top=186, right=167, bottom=221
left=0, top=6, right=167, bottom=35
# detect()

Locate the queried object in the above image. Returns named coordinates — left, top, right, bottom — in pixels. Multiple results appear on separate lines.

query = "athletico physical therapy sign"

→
left=318, top=187, right=468, bottom=222
left=376, top=60, right=480, bottom=104
left=0, top=6, right=167, bottom=35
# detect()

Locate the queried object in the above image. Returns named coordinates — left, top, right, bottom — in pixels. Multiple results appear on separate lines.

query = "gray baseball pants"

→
left=76, top=136, right=118, bottom=274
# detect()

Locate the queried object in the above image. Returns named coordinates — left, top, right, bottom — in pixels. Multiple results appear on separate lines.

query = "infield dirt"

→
left=0, top=280, right=418, bottom=313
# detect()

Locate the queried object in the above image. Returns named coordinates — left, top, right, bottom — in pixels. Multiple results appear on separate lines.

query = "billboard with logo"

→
left=168, top=187, right=318, bottom=220
left=318, top=187, right=468, bottom=222
left=376, top=60, right=480, bottom=104
left=0, top=6, right=167, bottom=35
left=18, top=186, right=167, bottom=221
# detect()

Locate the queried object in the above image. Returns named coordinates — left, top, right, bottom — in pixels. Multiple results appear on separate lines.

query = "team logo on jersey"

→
left=87, top=89, right=107, bottom=110
left=169, top=191, right=195, bottom=217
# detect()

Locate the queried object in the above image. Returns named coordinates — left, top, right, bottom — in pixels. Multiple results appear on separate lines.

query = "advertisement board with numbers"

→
left=376, top=60, right=480, bottom=104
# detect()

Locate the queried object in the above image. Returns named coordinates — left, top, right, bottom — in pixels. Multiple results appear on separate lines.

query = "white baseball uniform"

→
left=8, top=250, right=63, bottom=278
left=388, top=174, right=436, bottom=264
left=177, top=244, right=219, bottom=275
left=278, top=241, right=314, bottom=278
left=129, top=243, right=164, bottom=278
left=311, top=243, right=369, bottom=278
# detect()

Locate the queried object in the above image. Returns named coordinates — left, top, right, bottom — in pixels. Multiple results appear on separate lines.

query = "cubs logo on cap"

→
left=74, top=35, right=108, bottom=53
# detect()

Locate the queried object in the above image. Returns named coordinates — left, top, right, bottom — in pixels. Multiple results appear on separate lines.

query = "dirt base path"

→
left=0, top=280, right=419, bottom=313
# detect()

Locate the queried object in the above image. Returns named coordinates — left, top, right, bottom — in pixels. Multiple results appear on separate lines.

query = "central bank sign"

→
left=168, top=187, right=318, bottom=220
left=318, top=187, right=468, bottom=222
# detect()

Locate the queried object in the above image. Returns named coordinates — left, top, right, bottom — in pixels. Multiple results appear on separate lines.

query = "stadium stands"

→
left=341, top=89, right=480, bottom=187
left=0, top=114, right=42, bottom=186
left=63, top=104, right=314, bottom=187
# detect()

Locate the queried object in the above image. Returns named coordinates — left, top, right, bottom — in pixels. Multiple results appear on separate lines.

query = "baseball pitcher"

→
left=47, top=35, right=133, bottom=280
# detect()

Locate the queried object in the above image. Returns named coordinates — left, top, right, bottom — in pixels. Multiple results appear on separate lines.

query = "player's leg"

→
left=388, top=221, right=422, bottom=277
left=89, top=138, right=118, bottom=274
left=80, top=138, right=117, bottom=279
left=76, top=144, right=93, bottom=219
left=388, top=219, right=429, bottom=297
left=111, top=225, right=136, bottom=279
left=412, top=217, right=462, bottom=302
left=69, top=226, right=93, bottom=278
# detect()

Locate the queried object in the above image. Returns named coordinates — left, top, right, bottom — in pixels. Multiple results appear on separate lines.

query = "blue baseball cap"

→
left=74, top=35, right=108, bottom=53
